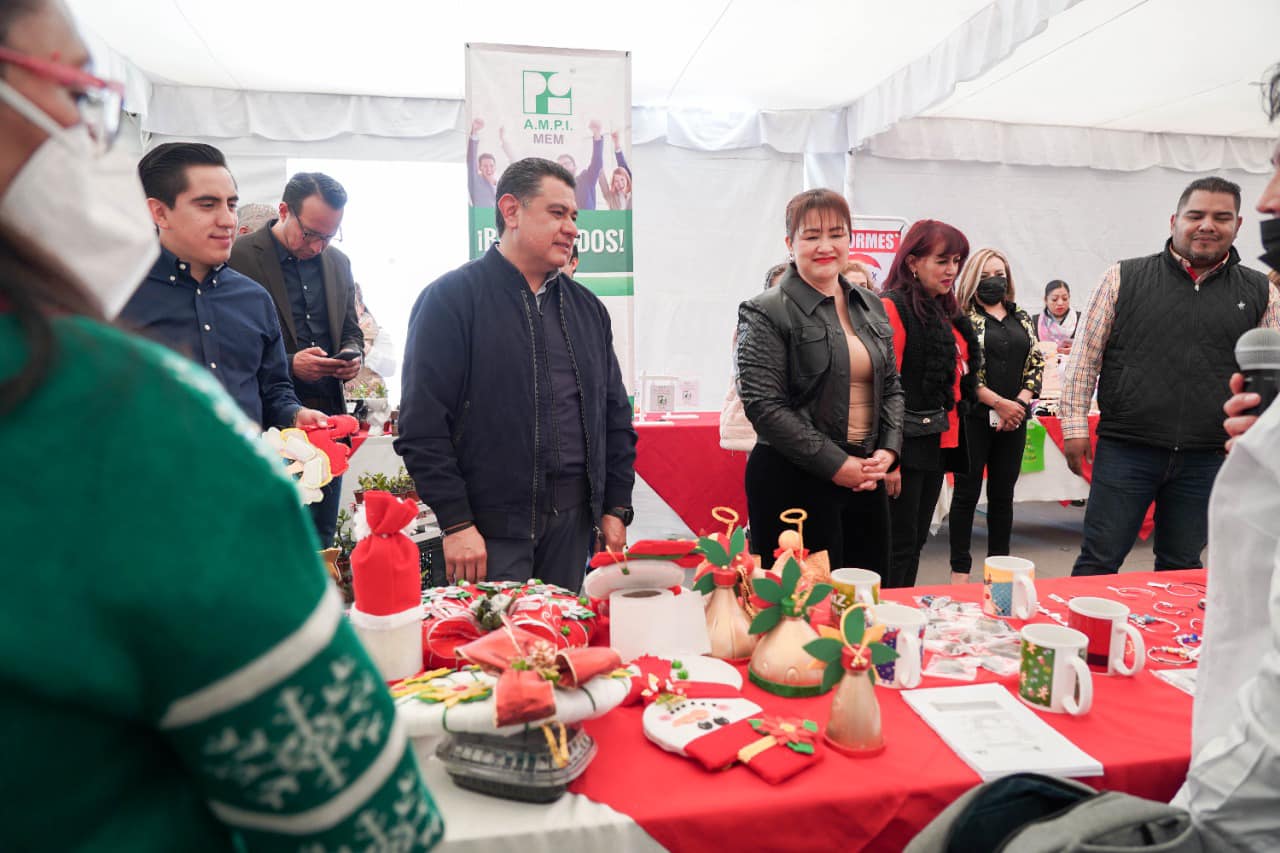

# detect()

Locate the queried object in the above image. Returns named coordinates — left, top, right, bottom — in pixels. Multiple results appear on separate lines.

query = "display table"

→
left=635, top=413, right=1097, bottom=536
left=634, top=413, right=748, bottom=534
left=418, top=569, right=1199, bottom=852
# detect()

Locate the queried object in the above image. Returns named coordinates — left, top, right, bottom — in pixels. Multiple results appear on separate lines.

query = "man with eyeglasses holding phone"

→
left=230, top=171, right=364, bottom=545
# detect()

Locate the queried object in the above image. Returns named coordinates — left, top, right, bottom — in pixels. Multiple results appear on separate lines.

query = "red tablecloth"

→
left=571, top=569, right=1200, bottom=852
left=634, top=413, right=747, bottom=534
left=1039, top=414, right=1154, bottom=540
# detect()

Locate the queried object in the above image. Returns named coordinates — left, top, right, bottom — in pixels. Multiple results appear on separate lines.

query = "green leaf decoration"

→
left=749, top=605, right=782, bottom=635
left=843, top=607, right=867, bottom=647
left=696, top=535, right=730, bottom=567
left=780, top=557, right=801, bottom=596
left=692, top=572, right=716, bottom=595
left=748, top=718, right=764, bottom=732
left=752, top=577, right=783, bottom=604
left=805, top=583, right=833, bottom=609
left=802, top=720, right=819, bottom=733
left=803, top=637, right=844, bottom=664
left=729, top=526, right=746, bottom=560
left=869, top=642, right=900, bottom=665
left=821, top=660, right=843, bottom=693
left=788, top=741, right=815, bottom=755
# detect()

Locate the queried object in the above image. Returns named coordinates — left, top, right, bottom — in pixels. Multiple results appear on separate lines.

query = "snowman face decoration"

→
left=643, top=697, right=762, bottom=755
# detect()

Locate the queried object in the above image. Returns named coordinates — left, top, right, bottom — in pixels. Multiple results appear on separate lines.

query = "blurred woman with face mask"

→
left=0, top=1, right=440, bottom=848
left=947, top=248, right=1044, bottom=585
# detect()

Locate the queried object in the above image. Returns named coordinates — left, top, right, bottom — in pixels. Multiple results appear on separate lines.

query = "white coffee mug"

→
left=830, top=568, right=881, bottom=617
left=869, top=603, right=925, bottom=689
left=1018, top=623, right=1093, bottom=715
left=1067, top=596, right=1145, bottom=677
left=983, top=556, right=1038, bottom=619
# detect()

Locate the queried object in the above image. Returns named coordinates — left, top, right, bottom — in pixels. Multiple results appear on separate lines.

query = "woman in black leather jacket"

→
left=736, top=189, right=905, bottom=572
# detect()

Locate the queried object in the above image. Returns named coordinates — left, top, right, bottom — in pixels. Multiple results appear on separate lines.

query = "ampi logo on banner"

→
left=523, top=70, right=573, bottom=116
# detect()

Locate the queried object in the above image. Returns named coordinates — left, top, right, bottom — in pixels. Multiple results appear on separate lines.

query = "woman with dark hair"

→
left=736, top=189, right=904, bottom=571
left=1033, top=279, right=1080, bottom=355
left=948, top=248, right=1044, bottom=585
left=880, top=220, right=981, bottom=588
left=0, top=2, right=440, bottom=846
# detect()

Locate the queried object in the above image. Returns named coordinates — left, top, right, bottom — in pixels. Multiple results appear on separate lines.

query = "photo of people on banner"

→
left=465, top=44, right=635, bottom=389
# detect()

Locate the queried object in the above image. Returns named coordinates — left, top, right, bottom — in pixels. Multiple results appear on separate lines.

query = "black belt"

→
left=835, top=440, right=874, bottom=458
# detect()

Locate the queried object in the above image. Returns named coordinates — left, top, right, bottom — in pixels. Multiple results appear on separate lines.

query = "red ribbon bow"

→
left=457, top=623, right=622, bottom=727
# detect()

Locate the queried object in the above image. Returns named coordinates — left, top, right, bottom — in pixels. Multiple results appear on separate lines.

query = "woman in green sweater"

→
left=0, top=2, right=441, bottom=849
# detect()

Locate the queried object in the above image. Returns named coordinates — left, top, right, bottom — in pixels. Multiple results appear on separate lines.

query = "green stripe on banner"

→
left=577, top=275, right=634, bottom=297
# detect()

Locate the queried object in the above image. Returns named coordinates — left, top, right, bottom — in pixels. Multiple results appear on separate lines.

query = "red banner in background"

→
left=848, top=229, right=902, bottom=291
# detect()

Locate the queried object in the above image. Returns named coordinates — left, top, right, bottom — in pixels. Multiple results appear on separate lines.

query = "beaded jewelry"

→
left=1190, top=618, right=1203, bottom=633
left=1153, top=601, right=1191, bottom=617
left=1129, top=613, right=1178, bottom=633
left=1148, top=646, right=1197, bottom=666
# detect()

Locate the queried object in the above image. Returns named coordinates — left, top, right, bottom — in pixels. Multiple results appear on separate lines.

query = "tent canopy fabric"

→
left=71, top=0, right=1280, bottom=166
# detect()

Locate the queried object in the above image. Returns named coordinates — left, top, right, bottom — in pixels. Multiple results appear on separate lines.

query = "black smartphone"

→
left=333, top=350, right=361, bottom=361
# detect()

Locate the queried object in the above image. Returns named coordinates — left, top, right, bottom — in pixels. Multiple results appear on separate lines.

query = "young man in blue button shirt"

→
left=121, top=143, right=327, bottom=435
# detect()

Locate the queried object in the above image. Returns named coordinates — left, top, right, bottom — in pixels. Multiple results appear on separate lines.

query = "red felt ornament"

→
left=301, top=413, right=360, bottom=477
left=350, top=491, right=421, bottom=616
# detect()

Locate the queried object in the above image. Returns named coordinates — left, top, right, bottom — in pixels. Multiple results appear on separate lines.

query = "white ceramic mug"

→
left=830, top=568, right=881, bottom=616
left=983, top=556, right=1038, bottom=619
left=1018, top=623, right=1093, bottom=715
left=1067, top=596, right=1145, bottom=677
left=869, top=603, right=925, bottom=689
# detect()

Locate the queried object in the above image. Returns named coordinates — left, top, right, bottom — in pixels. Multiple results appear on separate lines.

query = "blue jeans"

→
left=1071, top=437, right=1223, bottom=576
left=309, top=473, right=343, bottom=548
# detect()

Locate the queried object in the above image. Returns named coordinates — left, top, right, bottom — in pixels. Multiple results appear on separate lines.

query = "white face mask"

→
left=0, top=79, right=157, bottom=319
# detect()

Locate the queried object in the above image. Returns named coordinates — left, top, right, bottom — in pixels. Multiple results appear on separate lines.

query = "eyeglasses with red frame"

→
left=0, top=45, right=125, bottom=151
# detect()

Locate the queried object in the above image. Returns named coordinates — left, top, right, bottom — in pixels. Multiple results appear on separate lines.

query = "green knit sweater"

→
left=0, top=315, right=442, bottom=851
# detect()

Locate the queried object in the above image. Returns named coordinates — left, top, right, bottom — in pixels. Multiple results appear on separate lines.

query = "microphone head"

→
left=1235, top=327, right=1280, bottom=371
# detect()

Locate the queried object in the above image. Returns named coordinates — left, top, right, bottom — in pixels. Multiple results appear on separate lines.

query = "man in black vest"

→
left=1061, top=177, right=1280, bottom=576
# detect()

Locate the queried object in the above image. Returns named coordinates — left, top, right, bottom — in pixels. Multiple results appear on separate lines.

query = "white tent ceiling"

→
left=68, top=0, right=1280, bottom=150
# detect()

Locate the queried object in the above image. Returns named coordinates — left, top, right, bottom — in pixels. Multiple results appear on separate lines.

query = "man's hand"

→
left=1064, top=437, right=1093, bottom=477
left=993, top=397, right=1024, bottom=431
left=1224, top=372, right=1261, bottom=451
left=293, top=408, right=329, bottom=429
left=470, top=117, right=484, bottom=135
left=444, top=526, right=487, bottom=584
left=600, top=515, right=626, bottom=553
left=588, top=119, right=602, bottom=138
left=293, top=346, right=346, bottom=383
left=333, top=352, right=361, bottom=382
left=885, top=468, right=902, bottom=498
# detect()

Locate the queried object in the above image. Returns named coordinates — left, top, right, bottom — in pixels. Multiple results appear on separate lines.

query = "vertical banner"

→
left=465, top=43, right=635, bottom=392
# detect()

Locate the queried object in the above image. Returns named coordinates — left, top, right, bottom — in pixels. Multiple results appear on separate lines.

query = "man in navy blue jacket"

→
left=396, top=158, right=636, bottom=589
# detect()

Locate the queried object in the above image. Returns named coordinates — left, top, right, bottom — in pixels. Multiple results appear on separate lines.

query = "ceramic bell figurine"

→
left=692, top=508, right=759, bottom=662
left=747, top=556, right=833, bottom=697
left=805, top=604, right=898, bottom=756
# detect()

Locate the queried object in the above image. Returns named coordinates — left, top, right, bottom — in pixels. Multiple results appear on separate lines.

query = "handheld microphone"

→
left=1234, top=327, right=1280, bottom=417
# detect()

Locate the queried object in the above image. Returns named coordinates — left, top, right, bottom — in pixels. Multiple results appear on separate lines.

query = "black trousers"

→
left=887, top=466, right=944, bottom=588
left=948, top=415, right=1027, bottom=574
left=744, top=443, right=890, bottom=574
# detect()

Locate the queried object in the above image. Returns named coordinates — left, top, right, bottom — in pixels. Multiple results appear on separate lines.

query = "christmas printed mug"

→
left=1067, top=596, right=1145, bottom=677
left=1018, top=623, right=1093, bottom=716
left=869, top=603, right=925, bottom=689
left=983, top=556, right=1038, bottom=619
left=830, top=569, right=881, bottom=616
